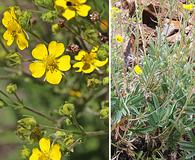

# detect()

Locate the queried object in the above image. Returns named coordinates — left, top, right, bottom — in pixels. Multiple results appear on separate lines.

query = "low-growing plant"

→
left=0, top=0, right=109, bottom=160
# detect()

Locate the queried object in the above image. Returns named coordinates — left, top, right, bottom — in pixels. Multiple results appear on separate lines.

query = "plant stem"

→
left=72, top=114, right=86, bottom=135
left=85, top=130, right=107, bottom=136
left=13, top=93, right=55, bottom=123
left=23, top=105, right=56, bottom=123
left=63, top=24, right=99, bottom=47
left=40, top=124, right=107, bottom=136
left=27, top=30, right=48, bottom=44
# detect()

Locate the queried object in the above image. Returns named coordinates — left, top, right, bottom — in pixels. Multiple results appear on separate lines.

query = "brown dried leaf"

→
left=167, top=32, right=181, bottom=43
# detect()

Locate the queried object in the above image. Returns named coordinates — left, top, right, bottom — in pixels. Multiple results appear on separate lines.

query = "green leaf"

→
left=152, top=94, right=160, bottom=109
left=179, top=141, right=195, bottom=151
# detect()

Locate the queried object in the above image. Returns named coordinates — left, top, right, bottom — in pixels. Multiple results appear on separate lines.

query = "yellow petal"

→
left=82, top=63, right=95, bottom=73
left=3, top=30, right=14, bottom=46
left=29, top=148, right=41, bottom=160
left=94, top=58, right=108, bottom=67
left=2, top=11, right=12, bottom=28
left=9, top=7, right=17, bottom=19
left=16, top=32, right=28, bottom=50
left=76, top=0, right=87, bottom=3
left=183, top=4, right=194, bottom=11
left=76, top=4, right=91, bottom=17
left=75, top=50, right=87, bottom=61
left=46, top=70, right=62, bottom=84
left=6, top=20, right=21, bottom=33
left=57, top=55, right=71, bottom=71
left=32, top=44, right=48, bottom=60
left=73, top=62, right=84, bottom=72
left=2, top=7, right=17, bottom=28
left=62, top=9, right=76, bottom=20
left=134, top=65, right=143, bottom=75
left=50, top=144, right=62, bottom=160
left=55, top=0, right=67, bottom=8
left=39, top=138, right=51, bottom=153
left=48, top=41, right=65, bottom=58
left=29, top=62, right=46, bottom=78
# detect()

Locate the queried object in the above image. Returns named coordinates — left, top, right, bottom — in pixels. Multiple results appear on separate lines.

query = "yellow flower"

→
left=115, top=35, right=123, bottom=43
left=29, top=138, right=61, bottom=160
left=73, top=47, right=108, bottom=73
left=111, top=7, right=121, bottom=18
left=183, top=4, right=195, bottom=11
left=112, top=7, right=121, bottom=14
left=29, top=41, right=71, bottom=85
left=2, top=7, right=28, bottom=50
left=134, top=65, right=143, bottom=75
left=55, top=0, right=91, bottom=20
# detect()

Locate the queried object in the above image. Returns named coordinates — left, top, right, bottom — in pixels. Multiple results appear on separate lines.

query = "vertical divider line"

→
left=109, top=0, right=112, bottom=159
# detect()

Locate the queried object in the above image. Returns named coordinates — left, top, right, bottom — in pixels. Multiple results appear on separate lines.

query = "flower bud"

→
left=100, top=107, right=109, bottom=119
left=97, top=44, right=109, bottom=61
left=16, top=10, right=32, bottom=29
left=17, top=117, right=37, bottom=130
left=64, top=118, right=72, bottom=126
left=6, top=83, right=17, bottom=94
left=64, top=134, right=74, bottom=146
left=20, top=146, right=30, bottom=159
left=33, top=0, right=54, bottom=9
left=59, top=102, right=75, bottom=116
left=41, top=11, right=57, bottom=22
left=55, top=131, right=66, bottom=138
left=16, top=126, right=30, bottom=140
left=103, top=77, right=109, bottom=85
left=51, top=24, right=60, bottom=34
left=6, top=52, right=21, bottom=66
left=87, top=78, right=102, bottom=87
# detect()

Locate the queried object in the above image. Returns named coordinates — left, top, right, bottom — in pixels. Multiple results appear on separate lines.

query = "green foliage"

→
left=112, top=27, right=194, bottom=158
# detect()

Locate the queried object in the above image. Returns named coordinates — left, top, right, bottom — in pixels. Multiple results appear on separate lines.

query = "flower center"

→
left=8, top=21, right=21, bottom=37
left=39, top=153, right=51, bottom=160
left=81, top=53, right=96, bottom=70
left=45, top=56, right=58, bottom=72
left=66, top=0, right=79, bottom=10
left=82, top=63, right=90, bottom=70
left=82, top=53, right=96, bottom=64
left=66, top=1, right=73, bottom=6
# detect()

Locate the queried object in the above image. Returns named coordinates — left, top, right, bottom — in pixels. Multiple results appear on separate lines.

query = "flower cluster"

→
left=1, top=2, right=108, bottom=85
left=29, top=43, right=108, bottom=84
left=2, top=7, right=28, bottom=50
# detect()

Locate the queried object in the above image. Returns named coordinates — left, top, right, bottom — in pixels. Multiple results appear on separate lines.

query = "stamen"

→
left=46, top=56, right=58, bottom=72
left=66, top=1, right=73, bottom=6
